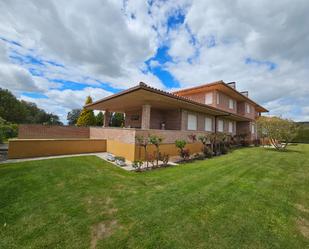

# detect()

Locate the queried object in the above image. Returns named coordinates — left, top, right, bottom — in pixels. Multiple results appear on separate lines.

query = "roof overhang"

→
left=85, top=83, right=251, bottom=121
left=173, top=81, right=268, bottom=113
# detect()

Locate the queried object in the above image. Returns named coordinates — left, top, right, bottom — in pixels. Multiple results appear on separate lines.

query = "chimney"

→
left=227, top=82, right=236, bottom=89
left=240, top=91, right=249, bottom=97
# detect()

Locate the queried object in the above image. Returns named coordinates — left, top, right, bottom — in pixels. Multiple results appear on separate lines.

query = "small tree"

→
left=76, top=96, right=96, bottom=126
left=135, top=135, right=149, bottom=168
left=149, top=134, right=163, bottom=167
left=175, top=139, right=190, bottom=161
left=257, top=116, right=298, bottom=150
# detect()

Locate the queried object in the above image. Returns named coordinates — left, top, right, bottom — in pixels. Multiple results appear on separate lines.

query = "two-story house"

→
left=85, top=81, right=268, bottom=160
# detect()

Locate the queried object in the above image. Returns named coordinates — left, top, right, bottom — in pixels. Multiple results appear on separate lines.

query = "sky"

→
left=0, top=0, right=309, bottom=123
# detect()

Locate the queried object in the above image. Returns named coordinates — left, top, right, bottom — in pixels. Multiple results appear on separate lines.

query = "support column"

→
left=103, top=110, right=111, bottom=127
left=141, top=104, right=151, bottom=129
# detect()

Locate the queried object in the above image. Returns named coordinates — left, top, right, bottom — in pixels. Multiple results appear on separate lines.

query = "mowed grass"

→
left=0, top=145, right=309, bottom=249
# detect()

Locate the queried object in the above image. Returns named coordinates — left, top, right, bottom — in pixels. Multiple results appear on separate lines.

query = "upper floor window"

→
left=251, top=124, right=255, bottom=134
left=218, top=119, right=224, bottom=132
left=228, top=121, right=233, bottom=133
left=216, top=92, right=220, bottom=104
left=205, top=92, right=213, bottom=104
left=229, top=99, right=234, bottom=109
left=187, top=113, right=197, bottom=130
left=246, top=103, right=251, bottom=113
left=205, top=117, right=212, bottom=131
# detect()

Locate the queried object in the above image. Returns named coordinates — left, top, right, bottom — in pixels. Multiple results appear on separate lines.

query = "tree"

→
left=135, top=135, right=149, bottom=167
left=76, top=96, right=96, bottom=126
left=257, top=116, right=298, bottom=150
left=67, top=109, right=81, bottom=125
left=0, top=88, right=27, bottom=123
left=0, top=88, right=62, bottom=125
left=149, top=134, right=163, bottom=167
left=95, top=111, right=104, bottom=126
left=110, top=112, right=124, bottom=127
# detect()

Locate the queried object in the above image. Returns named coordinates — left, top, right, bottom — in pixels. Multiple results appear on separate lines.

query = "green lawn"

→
left=1, top=145, right=309, bottom=249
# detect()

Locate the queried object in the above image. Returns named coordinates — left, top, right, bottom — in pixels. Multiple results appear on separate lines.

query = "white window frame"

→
left=251, top=124, right=255, bottom=134
left=229, top=99, right=234, bottom=109
left=216, top=92, right=220, bottom=104
left=228, top=121, right=233, bottom=133
left=187, top=113, right=197, bottom=130
left=218, top=119, right=224, bottom=132
left=205, top=92, right=213, bottom=104
left=205, top=117, right=212, bottom=132
left=246, top=103, right=251, bottom=113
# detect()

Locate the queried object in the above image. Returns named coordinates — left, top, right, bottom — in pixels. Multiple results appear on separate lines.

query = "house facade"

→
left=84, top=81, right=268, bottom=160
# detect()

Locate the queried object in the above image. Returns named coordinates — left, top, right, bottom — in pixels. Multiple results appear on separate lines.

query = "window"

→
left=205, top=92, right=213, bottom=104
left=218, top=119, right=224, bottom=132
left=216, top=93, right=220, bottom=104
left=187, top=114, right=197, bottom=130
left=228, top=121, right=233, bottom=133
left=229, top=99, right=234, bottom=109
left=251, top=124, right=255, bottom=134
left=205, top=117, right=212, bottom=131
left=246, top=103, right=251, bottom=113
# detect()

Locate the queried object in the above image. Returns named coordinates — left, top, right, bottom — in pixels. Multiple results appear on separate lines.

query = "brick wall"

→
left=89, top=127, right=136, bottom=144
left=18, top=125, right=90, bottom=139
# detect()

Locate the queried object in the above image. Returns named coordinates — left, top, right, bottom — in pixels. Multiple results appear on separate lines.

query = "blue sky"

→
left=0, top=0, right=309, bottom=122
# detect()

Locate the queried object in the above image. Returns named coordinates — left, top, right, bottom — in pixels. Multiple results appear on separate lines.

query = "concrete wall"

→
left=18, top=125, right=90, bottom=139
left=8, top=139, right=106, bottom=159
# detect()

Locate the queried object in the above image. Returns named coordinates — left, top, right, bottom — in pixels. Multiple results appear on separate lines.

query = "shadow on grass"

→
left=263, top=147, right=303, bottom=154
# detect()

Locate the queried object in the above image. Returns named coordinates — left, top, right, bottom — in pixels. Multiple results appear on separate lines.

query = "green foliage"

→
left=114, top=156, right=125, bottom=162
left=292, top=122, right=309, bottom=143
left=67, top=109, right=81, bottom=125
left=175, top=139, right=190, bottom=160
left=76, top=96, right=96, bottom=126
left=0, top=88, right=62, bottom=125
left=95, top=111, right=104, bottom=126
left=132, top=160, right=143, bottom=171
left=257, top=116, right=298, bottom=150
left=175, top=139, right=187, bottom=150
left=149, top=134, right=164, bottom=167
left=0, top=117, right=18, bottom=143
left=110, top=112, right=124, bottom=127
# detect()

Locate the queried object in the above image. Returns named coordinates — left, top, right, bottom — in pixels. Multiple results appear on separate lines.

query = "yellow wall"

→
left=8, top=139, right=106, bottom=159
left=106, top=140, right=136, bottom=161
left=8, top=139, right=203, bottom=161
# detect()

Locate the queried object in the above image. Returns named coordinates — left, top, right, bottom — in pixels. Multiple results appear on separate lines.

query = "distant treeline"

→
left=0, top=88, right=62, bottom=143
left=0, top=88, right=62, bottom=125
left=292, top=122, right=309, bottom=143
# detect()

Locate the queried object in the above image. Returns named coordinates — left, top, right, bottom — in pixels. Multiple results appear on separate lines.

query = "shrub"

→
left=114, top=156, right=125, bottom=162
left=203, top=145, right=213, bottom=158
left=0, top=117, right=18, bottom=143
left=180, top=148, right=190, bottom=161
left=159, top=153, right=170, bottom=166
left=132, top=160, right=143, bottom=171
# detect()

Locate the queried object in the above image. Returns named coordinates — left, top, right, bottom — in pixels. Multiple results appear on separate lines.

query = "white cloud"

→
left=0, top=0, right=309, bottom=122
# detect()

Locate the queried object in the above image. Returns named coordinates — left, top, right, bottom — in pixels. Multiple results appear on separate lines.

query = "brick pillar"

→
left=103, top=111, right=111, bottom=127
left=141, top=104, right=151, bottom=129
